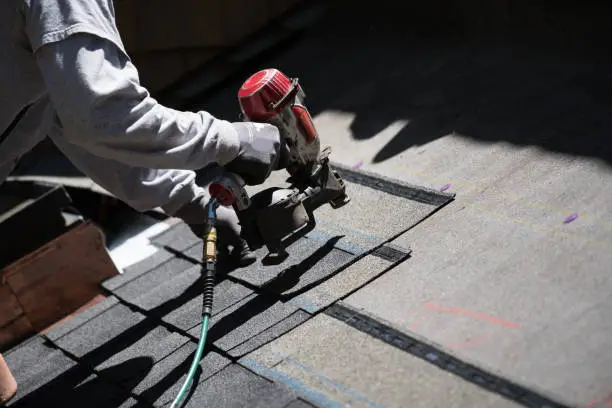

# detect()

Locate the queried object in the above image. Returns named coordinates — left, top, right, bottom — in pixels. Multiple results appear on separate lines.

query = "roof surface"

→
left=4, top=163, right=451, bottom=408
left=5, top=0, right=612, bottom=407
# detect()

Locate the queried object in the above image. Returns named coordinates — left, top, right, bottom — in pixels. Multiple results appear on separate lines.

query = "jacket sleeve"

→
left=48, top=118, right=207, bottom=216
left=26, top=0, right=240, bottom=171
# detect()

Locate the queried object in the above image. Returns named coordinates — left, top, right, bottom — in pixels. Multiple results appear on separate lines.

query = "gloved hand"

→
left=172, top=193, right=256, bottom=267
left=225, top=122, right=287, bottom=186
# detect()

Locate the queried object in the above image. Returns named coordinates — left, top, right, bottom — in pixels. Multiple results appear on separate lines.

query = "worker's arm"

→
left=48, top=117, right=203, bottom=215
left=25, top=0, right=241, bottom=170
left=50, top=121, right=254, bottom=264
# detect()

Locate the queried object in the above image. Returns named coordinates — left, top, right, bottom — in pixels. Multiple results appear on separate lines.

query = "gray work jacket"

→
left=0, top=0, right=240, bottom=214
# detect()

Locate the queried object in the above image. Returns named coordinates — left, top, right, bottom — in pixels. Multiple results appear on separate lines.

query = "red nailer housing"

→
left=237, top=68, right=318, bottom=145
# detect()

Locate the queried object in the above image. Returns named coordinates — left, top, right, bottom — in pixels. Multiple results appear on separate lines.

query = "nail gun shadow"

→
left=260, top=219, right=318, bottom=266
left=263, top=235, right=343, bottom=294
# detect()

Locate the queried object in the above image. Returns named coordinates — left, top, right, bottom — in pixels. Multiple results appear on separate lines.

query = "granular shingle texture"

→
left=187, top=294, right=302, bottom=354
left=102, top=249, right=175, bottom=292
left=7, top=154, right=451, bottom=407
left=123, top=344, right=231, bottom=407
left=166, top=364, right=300, bottom=408
left=160, top=279, right=253, bottom=331
left=43, top=296, right=121, bottom=342
left=231, top=236, right=356, bottom=296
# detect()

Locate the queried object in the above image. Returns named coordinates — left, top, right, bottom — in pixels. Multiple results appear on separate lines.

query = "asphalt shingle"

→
left=289, top=254, right=396, bottom=313
left=297, top=173, right=453, bottom=251
left=241, top=314, right=521, bottom=408
left=112, top=257, right=196, bottom=306
left=50, top=302, right=148, bottom=361
left=160, top=278, right=253, bottom=331
left=102, top=248, right=175, bottom=292
left=165, top=364, right=300, bottom=408
left=43, top=296, right=120, bottom=342
left=122, top=342, right=231, bottom=407
left=227, top=311, right=311, bottom=359
left=94, top=327, right=191, bottom=383
left=122, top=264, right=204, bottom=313
left=230, top=236, right=355, bottom=296
left=187, top=294, right=301, bottom=354
left=150, top=222, right=199, bottom=252
left=4, top=337, right=80, bottom=406
left=284, top=399, right=319, bottom=408
left=7, top=371, right=146, bottom=408
left=54, top=374, right=144, bottom=408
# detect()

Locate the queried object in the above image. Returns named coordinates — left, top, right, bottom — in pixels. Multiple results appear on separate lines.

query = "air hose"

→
left=169, top=198, right=219, bottom=408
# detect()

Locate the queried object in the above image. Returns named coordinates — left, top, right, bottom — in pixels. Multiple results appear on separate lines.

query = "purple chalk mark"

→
left=564, top=213, right=578, bottom=224
left=353, top=161, right=364, bottom=169
left=440, top=184, right=451, bottom=192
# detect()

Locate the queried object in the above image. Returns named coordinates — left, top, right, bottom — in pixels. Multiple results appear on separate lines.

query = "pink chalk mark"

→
left=408, top=311, right=430, bottom=330
left=396, top=308, right=428, bottom=330
left=585, top=392, right=612, bottom=408
left=440, top=183, right=451, bottom=192
left=396, top=302, right=435, bottom=327
left=424, top=303, right=520, bottom=328
left=353, top=161, right=364, bottom=169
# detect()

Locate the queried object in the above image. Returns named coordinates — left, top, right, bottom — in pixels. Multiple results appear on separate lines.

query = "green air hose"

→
left=169, top=199, right=218, bottom=408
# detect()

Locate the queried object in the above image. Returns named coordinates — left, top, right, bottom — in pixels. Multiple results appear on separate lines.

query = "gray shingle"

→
left=94, top=327, right=191, bottom=383
left=303, top=173, right=453, bottom=251
left=43, top=296, right=120, bottom=342
left=4, top=336, right=60, bottom=374
left=167, top=364, right=298, bottom=408
left=7, top=370, right=150, bottom=408
left=102, top=249, right=175, bottom=292
left=187, top=294, right=300, bottom=353
left=118, top=397, right=154, bottom=407
left=126, top=342, right=231, bottom=407
left=51, top=303, right=147, bottom=360
left=227, top=311, right=311, bottom=359
left=57, top=374, right=142, bottom=408
left=4, top=337, right=81, bottom=406
left=150, top=222, right=199, bottom=251
left=182, top=242, right=203, bottom=262
left=161, top=279, right=253, bottom=331
left=284, top=399, right=319, bottom=408
left=288, top=255, right=395, bottom=313
left=230, top=237, right=354, bottom=297
left=112, top=257, right=196, bottom=305
left=125, top=264, right=203, bottom=313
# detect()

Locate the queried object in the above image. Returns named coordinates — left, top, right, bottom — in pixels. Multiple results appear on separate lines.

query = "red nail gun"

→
left=209, top=69, right=350, bottom=259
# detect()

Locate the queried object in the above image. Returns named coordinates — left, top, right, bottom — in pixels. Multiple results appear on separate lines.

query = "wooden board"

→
left=0, top=286, right=22, bottom=329
left=0, top=317, right=32, bottom=352
left=1, top=222, right=119, bottom=333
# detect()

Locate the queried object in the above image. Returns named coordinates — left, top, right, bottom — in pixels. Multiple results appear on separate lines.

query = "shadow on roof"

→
left=186, top=0, right=612, bottom=166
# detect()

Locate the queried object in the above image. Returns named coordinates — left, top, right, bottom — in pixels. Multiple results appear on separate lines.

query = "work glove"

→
left=172, top=194, right=256, bottom=267
left=225, top=122, right=287, bottom=186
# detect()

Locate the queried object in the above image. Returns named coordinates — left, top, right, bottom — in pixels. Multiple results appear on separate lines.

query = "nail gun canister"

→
left=237, top=68, right=318, bottom=146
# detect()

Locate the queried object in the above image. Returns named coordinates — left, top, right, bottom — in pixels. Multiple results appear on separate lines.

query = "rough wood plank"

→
left=0, top=286, right=22, bottom=328
left=2, top=222, right=119, bottom=331
left=0, top=316, right=33, bottom=351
